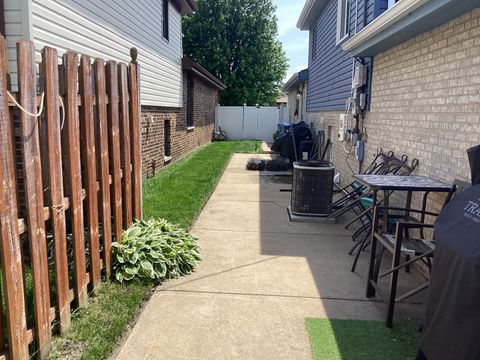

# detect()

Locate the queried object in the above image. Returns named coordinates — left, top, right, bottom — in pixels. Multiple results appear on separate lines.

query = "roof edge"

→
left=297, top=0, right=315, bottom=30
left=297, top=0, right=329, bottom=30
left=182, top=59, right=226, bottom=90
left=172, top=0, right=198, bottom=15
left=282, top=69, right=308, bottom=92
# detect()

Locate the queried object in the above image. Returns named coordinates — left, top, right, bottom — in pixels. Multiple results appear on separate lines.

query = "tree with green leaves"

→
left=183, top=0, right=288, bottom=106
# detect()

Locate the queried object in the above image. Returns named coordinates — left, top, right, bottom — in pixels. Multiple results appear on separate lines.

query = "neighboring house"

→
left=142, top=59, right=226, bottom=178
left=2, top=0, right=224, bottom=178
left=282, top=68, right=308, bottom=122
left=298, top=0, right=480, bottom=204
left=276, top=95, right=288, bottom=108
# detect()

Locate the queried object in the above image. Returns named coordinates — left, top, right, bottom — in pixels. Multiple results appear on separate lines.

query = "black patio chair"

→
left=347, top=159, right=420, bottom=272
left=333, top=148, right=393, bottom=197
left=366, top=179, right=470, bottom=328
left=330, top=156, right=416, bottom=228
left=328, top=150, right=401, bottom=222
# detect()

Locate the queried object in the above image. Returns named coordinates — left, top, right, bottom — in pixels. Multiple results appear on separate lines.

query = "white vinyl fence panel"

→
left=215, top=106, right=244, bottom=140
left=216, top=105, right=288, bottom=142
left=243, top=107, right=259, bottom=140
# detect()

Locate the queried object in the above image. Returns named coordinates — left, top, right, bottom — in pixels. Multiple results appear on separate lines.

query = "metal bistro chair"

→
left=347, top=159, right=420, bottom=272
left=366, top=179, right=471, bottom=328
left=328, top=150, right=398, bottom=222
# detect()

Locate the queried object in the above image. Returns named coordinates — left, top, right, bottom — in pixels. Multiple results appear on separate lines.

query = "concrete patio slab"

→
left=115, top=153, right=425, bottom=360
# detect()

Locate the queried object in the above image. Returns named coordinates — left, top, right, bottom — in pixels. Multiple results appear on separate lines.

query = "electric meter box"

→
left=352, top=64, right=367, bottom=89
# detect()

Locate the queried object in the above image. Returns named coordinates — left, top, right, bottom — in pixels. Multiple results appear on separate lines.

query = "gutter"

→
left=297, top=0, right=316, bottom=29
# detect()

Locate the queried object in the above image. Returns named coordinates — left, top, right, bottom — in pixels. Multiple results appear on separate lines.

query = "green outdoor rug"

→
left=305, top=318, right=421, bottom=360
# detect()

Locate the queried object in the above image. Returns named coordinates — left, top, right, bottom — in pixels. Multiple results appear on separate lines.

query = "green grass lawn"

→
left=48, top=141, right=261, bottom=360
left=143, top=140, right=261, bottom=228
left=305, top=318, right=421, bottom=360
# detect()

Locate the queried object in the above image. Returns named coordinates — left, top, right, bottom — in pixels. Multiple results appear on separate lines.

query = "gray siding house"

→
left=282, top=68, right=308, bottom=122
left=297, top=0, right=385, bottom=112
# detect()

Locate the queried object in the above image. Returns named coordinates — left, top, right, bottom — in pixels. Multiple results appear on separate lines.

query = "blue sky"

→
left=273, top=0, right=309, bottom=83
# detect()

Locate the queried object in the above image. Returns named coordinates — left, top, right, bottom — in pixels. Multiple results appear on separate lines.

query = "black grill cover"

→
left=271, top=121, right=312, bottom=161
left=419, top=185, right=480, bottom=360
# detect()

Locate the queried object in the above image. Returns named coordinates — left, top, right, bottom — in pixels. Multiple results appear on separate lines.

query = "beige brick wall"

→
left=308, top=8, right=480, bottom=210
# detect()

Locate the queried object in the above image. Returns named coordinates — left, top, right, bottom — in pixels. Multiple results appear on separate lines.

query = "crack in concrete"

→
left=193, top=227, right=351, bottom=238
left=159, top=256, right=282, bottom=290
left=157, top=288, right=423, bottom=306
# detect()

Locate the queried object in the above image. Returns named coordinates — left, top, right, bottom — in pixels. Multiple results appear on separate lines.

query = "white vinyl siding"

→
left=5, top=0, right=183, bottom=107
left=4, top=0, right=26, bottom=86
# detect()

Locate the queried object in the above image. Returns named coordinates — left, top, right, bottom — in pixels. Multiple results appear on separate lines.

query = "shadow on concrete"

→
left=256, top=160, right=426, bottom=357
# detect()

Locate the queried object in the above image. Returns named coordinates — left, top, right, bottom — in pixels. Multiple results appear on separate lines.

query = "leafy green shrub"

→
left=112, top=219, right=201, bottom=283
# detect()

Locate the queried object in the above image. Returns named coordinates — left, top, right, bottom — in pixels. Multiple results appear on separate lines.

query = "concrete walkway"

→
left=115, top=154, right=423, bottom=360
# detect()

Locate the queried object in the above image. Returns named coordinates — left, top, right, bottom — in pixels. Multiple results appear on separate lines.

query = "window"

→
left=387, top=0, right=401, bottom=9
left=162, top=0, right=169, bottom=41
left=310, top=25, right=317, bottom=60
left=186, top=75, right=194, bottom=127
left=336, top=0, right=350, bottom=44
left=164, top=119, right=171, bottom=158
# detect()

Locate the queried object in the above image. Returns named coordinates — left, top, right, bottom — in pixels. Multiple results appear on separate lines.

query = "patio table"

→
left=352, top=174, right=452, bottom=300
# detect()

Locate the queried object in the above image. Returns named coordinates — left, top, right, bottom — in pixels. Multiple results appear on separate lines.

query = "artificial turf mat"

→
left=305, top=318, right=421, bottom=360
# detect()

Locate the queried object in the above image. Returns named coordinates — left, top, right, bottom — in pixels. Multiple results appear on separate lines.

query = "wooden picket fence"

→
left=0, top=35, right=142, bottom=359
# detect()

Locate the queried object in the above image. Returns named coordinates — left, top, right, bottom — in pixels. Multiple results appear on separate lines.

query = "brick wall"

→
left=307, top=8, right=480, bottom=209
left=141, top=71, right=218, bottom=178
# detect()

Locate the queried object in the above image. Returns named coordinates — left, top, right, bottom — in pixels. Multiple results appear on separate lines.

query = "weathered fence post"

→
left=41, top=46, right=71, bottom=333
left=62, top=51, right=88, bottom=307
left=106, top=61, right=123, bottom=243
left=0, top=35, right=29, bottom=360
left=94, top=58, right=113, bottom=275
left=79, top=55, right=101, bottom=292
left=118, top=64, right=132, bottom=228
left=17, top=39, right=51, bottom=360
left=129, top=50, right=142, bottom=220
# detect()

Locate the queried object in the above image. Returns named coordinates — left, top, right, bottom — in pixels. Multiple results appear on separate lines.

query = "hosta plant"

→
left=112, top=219, right=201, bottom=283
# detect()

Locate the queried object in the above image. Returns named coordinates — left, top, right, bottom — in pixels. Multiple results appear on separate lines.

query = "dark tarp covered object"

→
left=419, top=185, right=480, bottom=360
left=271, top=121, right=312, bottom=162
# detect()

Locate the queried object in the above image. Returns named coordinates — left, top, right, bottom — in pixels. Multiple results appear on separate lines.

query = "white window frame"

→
left=336, top=0, right=351, bottom=45
left=388, top=0, right=400, bottom=9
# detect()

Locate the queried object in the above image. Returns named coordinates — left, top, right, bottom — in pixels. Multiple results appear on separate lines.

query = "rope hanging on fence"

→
left=7, top=91, right=45, bottom=117
left=7, top=91, right=66, bottom=129
left=59, top=95, right=65, bottom=129
left=50, top=203, right=65, bottom=213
